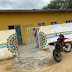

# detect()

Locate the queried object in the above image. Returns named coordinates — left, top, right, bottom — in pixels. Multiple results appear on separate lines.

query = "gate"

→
left=27, top=27, right=41, bottom=52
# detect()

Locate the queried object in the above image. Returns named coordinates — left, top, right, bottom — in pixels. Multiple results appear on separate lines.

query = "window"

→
left=42, top=23, right=45, bottom=26
left=38, top=23, right=41, bottom=26
left=71, top=20, right=72, bottom=22
left=51, top=22, right=57, bottom=25
left=8, top=25, right=14, bottom=29
left=38, top=23, right=45, bottom=26
left=66, top=20, right=72, bottom=23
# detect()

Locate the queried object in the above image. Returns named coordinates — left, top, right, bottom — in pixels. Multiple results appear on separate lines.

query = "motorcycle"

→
left=49, top=34, right=72, bottom=62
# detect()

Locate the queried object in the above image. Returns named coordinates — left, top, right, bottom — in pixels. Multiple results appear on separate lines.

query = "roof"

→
left=0, top=9, right=72, bottom=12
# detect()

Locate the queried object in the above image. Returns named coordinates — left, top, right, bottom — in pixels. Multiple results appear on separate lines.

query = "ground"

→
left=0, top=59, right=18, bottom=72
left=19, top=51, right=72, bottom=72
left=0, top=45, right=72, bottom=72
left=39, top=52, right=72, bottom=72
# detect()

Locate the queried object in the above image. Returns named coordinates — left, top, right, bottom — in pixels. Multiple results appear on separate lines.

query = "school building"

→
left=0, top=9, right=72, bottom=45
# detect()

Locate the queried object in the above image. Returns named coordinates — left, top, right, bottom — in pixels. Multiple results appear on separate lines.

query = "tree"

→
left=66, top=0, right=72, bottom=9
left=43, top=0, right=72, bottom=9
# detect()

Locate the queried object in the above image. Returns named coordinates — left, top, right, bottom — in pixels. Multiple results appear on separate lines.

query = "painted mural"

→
left=39, top=32, right=47, bottom=48
left=39, top=23, right=72, bottom=49
left=0, top=29, right=18, bottom=60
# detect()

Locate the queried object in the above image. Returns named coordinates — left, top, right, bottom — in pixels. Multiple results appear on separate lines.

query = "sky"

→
left=0, top=0, right=51, bottom=9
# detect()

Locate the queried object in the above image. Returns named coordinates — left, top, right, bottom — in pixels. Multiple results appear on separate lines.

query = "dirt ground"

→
left=22, top=51, right=72, bottom=72
left=40, top=51, right=72, bottom=72
left=0, top=59, right=19, bottom=72
left=1, top=51, right=72, bottom=72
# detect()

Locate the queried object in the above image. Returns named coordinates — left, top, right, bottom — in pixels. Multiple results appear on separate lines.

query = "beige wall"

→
left=0, top=29, right=18, bottom=60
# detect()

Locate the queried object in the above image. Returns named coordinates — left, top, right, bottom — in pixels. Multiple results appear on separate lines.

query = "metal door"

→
left=27, top=27, right=40, bottom=52
left=14, top=25, right=23, bottom=45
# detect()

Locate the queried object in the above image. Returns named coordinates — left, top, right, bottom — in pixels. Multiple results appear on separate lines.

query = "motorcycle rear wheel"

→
left=53, top=49, right=62, bottom=62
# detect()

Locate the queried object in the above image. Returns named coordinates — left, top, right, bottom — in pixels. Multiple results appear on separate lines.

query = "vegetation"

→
left=43, top=0, right=72, bottom=9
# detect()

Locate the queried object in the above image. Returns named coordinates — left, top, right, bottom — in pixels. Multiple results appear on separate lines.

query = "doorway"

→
left=22, top=24, right=33, bottom=44
left=8, top=25, right=23, bottom=45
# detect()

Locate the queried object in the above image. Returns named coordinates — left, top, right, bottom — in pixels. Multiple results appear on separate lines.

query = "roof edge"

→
left=0, top=9, right=72, bottom=12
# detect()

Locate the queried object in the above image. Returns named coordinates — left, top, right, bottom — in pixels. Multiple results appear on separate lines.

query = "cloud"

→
left=0, top=0, right=13, bottom=9
left=0, top=0, right=51, bottom=9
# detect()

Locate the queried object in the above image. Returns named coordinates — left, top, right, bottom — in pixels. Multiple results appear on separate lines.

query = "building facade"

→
left=0, top=9, right=72, bottom=45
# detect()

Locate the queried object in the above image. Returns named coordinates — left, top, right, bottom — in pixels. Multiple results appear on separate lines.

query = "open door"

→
left=8, top=25, right=23, bottom=45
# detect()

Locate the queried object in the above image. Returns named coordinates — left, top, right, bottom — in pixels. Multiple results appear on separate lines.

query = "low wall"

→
left=39, top=23, right=72, bottom=51
left=0, top=29, right=18, bottom=60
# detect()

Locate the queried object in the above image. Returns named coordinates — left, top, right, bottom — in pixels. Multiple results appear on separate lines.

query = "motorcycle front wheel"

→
left=53, top=49, right=62, bottom=62
left=64, top=42, right=71, bottom=53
